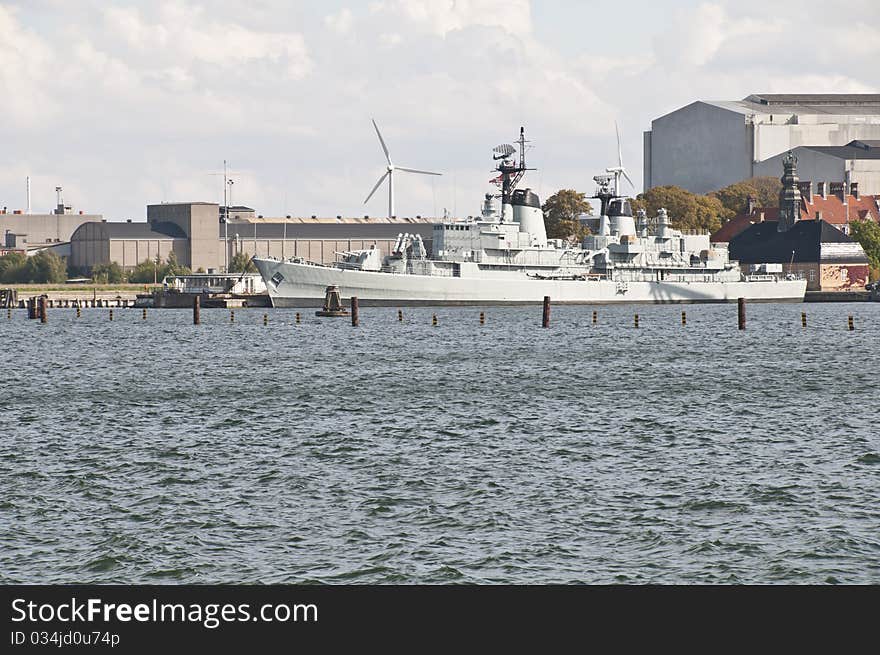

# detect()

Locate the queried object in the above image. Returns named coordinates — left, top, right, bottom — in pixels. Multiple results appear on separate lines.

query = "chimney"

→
left=747, top=195, right=757, bottom=214
left=815, top=211, right=823, bottom=220
left=798, top=181, right=812, bottom=203
left=850, top=182, right=859, bottom=200
left=830, top=182, right=845, bottom=201
left=817, top=181, right=827, bottom=199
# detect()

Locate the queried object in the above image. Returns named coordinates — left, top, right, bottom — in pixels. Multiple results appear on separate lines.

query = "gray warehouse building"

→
left=643, top=94, right=880, bottom=194
left=70, top=202, right=435, bottom=273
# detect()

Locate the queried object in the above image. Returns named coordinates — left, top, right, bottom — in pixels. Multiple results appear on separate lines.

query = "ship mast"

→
left=493, top=127, right=534, bottom=214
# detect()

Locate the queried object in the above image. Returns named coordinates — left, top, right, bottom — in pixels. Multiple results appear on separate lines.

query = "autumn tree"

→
left=541, top=189, right=594, bottom=242
left=631, top=185, right=723, bottom=234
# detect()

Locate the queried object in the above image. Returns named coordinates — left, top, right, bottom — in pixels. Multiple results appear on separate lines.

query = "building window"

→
left=840, top=269, right=848, bottom=281
left=808, top=270, right=815, bottom=283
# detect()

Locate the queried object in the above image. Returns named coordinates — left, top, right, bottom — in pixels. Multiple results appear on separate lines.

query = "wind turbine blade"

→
left=372, top=118, right=392, bottom=165
left=364, top=171, right=390, bottom=204
left=615, top=120, right=623, bottom=168
left=396, top=167, right=442, bottom=176
left=622, top=169, right=635, bottom=189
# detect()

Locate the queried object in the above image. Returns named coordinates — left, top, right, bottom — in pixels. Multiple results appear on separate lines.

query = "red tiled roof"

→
left=712, top=194, right=880, bottom=242
left=711, top=208, right=778, bottom=242
left=802, top=194, right=880, bottom=224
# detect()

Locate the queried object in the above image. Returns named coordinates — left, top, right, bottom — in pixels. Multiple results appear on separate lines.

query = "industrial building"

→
left=644, top=94, right=880, bottom=194
left=1, top=187, right=101, bottom=257
left=69, top=202, right=435, bottom=273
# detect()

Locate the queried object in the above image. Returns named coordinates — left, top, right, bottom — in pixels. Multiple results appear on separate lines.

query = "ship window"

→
left=270, top=272, right=284, bottom=287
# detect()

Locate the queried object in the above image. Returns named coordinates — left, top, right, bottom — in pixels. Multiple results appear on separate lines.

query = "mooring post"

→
left=76, top=306, right=81, bottom=318
left=542, top=296, right=551, bottom=328
left=432, top=313, right=438, bottom=327
left=230, top=309, right=235, bottom=323
left=142, top=308, right=147, bottom=320
left=109, top=309, right=113, bottom=321
left=39, top=297, right=47, bottom=324
left=681, top=310, right=687, bottom=326
left=351, top=297, right=359, bottom=327
left=263, top=313, right=268, bottom=326
left=801, top=312, right=807, bottom=328
left=397, top=309, right=403, bottom=322
left=634, top=313, right=639, bottom=329
left=193, top=296, right=201, bottom=325
left=295, top=312, right=301, bottom=324
left=592, top=310, right=597, bottom=325
left=848, top=315, right=854, bottom=331
left=738, top=297, right=746, bottom=330
left=479, top=311, right=485, bottom=325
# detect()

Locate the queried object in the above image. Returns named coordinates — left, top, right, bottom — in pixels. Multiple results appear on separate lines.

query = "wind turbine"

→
left=606, top=121, right=634, bottom=196
left=364, top=119, right=442, bottom=218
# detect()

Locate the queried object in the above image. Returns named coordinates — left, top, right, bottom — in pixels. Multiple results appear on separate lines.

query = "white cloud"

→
left=373, top=0, right=532, bottom=37
left=325, top=8, right=354, bottom=35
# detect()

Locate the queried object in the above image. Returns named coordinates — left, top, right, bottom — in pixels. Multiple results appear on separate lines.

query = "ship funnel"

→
left=512, top=188, right=546, bottom=247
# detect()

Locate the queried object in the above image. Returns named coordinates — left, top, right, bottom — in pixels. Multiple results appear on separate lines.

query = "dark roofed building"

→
left=729, top=219, right=870, bottom=291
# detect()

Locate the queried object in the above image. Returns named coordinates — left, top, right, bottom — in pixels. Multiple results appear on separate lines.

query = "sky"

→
left=1, top=0, right=877, bottom=221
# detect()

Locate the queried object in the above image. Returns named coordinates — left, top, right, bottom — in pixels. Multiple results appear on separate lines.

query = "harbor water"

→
left=1, top=303, right=878, bottom=584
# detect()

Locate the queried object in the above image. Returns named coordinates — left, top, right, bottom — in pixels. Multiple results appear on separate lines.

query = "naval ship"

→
left=253, top=129, right=807, bottom=306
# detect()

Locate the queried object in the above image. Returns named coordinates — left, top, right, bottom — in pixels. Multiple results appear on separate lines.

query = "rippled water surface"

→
left=1, top=302, right=878, bottom=584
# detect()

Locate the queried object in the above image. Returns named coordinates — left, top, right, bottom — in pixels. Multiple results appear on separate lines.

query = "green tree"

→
left=632, top=185, right=722, bottom=233
left=128, top=258, right=162, bottom=284
left=850, top=220, right=880, bottom=281
left=0, top=252, right=27, bottom=283
left=228, top=251, right=256, bottom=273
left=541, top=189, right=594, bottom=242
left=128, top=254, right=191, bottom=283
left=709, top=181, right=760, bottom=221
left=91, top=262, right=125, bottom=284
left=22, top=251, right=67, bottom=283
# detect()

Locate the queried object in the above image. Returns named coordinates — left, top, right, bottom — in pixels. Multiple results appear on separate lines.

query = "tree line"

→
left=0, top=249, right=257, bottom=285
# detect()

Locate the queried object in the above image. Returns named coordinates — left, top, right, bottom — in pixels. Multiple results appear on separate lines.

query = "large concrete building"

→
left=644, top=94, right=880, bottom=194
left=1, top=197, right=101, bottom=256
left=70, top=202, right=436, bottom=273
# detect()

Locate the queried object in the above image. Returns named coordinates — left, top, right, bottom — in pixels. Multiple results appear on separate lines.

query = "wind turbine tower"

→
left=364, top=119, right=442, bottom=218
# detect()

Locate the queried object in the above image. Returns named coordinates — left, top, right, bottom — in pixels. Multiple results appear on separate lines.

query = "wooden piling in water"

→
left=592, top=310, right=597, bottom=325
left=39, top=297, right=47, bottom=324
left=142, top=308, right=147, bottom=320
left=542, top=296, right=551, bottom=328
left=230, top=309, right=234, bottom=323
left=295, top=312, right=301, bottom=324
left=109, top=309, right=113, bottom=321
left=397, top=309, right=403, bottom=322
left=634, top=313, right=639, bottom=329
left=848, top=315, right=854, bottom=331
left=801, top=312, right=807, bottom=328
left=738, top=297, right=746, bottom=330
left=681, top=310, right=687, bottom=326
left=76, top=306, right=81, bottom=318
left=263, top=313, right=268, bottom=326
left=432, top=313, right=438, bottom=327
left=193, top=296, right=201, bottom=325
left=479, top=311, right=485, bottom=325
left=351, top=297, right=359, bottom=327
